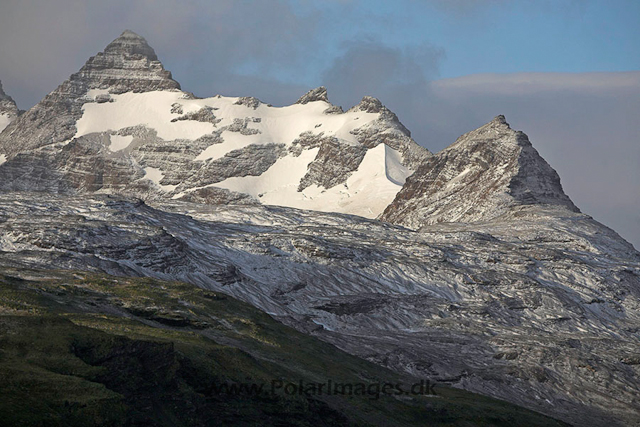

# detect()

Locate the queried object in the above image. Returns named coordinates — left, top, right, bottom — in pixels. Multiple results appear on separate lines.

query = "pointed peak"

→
left=70, top=30, right=180, bottom=94
left=382, top=118, right=579, bottom=228
left=492, top=115, right=509, bottom=126
left=103, top=30, right=158, bottom=61
left=296, top=87, right=329, bottom=104
left=119, top=29, right=144, bottom=38
left=0, top=80, right=18, bottom=108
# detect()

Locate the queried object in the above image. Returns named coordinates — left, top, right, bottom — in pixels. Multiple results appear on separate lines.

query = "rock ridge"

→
left=381, top=115, right=579, bottom=228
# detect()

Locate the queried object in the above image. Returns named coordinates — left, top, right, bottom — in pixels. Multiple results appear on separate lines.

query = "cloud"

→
left=321, top=40, right=444, bottom=135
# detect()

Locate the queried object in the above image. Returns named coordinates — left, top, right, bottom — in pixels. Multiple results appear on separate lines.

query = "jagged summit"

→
left=381, top=115, right=579, bottom=228
left=0, top=80, right=19, bottom=112
left=296, top=86, right=329, bottom=104
left=0, top=30, right=180, bottom=157
left=0, top=80, right=12, bottom=101
left=492, top=114, right=508, bottom=125
left=348, top=96, right=386, bottom=114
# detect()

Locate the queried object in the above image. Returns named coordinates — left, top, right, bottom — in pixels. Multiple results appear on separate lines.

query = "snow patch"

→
left=213, top=148, right=320, bottom=202
left=144, top=167, right=177, bottom=192
left=214, top=144, right=409, bottom=218
left=76, top=91, right=216, bottom=141
left=0, top=154, right=6, bottom=166
left=384, top=144, right=411, bottom=185
left=108, top=135, right=134, bottom=152
left=0, top=114, right=11, bottom=133
left=86, top=89, right=110, bottom=98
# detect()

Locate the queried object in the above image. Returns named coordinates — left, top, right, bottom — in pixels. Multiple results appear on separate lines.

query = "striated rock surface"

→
left=0, top=193, right=638, bottom=426
left=381, top=116, right=579, bottom=228
left=296, top=86, right=329, bottom=104
left=1, top=29, right=639, bottom=427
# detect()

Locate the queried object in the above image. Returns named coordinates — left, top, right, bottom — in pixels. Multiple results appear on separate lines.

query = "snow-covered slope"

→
left=0, top=32, right=430, bottom=218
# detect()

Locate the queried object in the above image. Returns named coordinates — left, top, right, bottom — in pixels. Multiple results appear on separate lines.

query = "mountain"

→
left=381, top=115, right=579, bottom=227
left=1, top=30, right=639, bottom=427
left=0, top=80, right=19, bottom=135
left=0, top=31, right=430, bottom=219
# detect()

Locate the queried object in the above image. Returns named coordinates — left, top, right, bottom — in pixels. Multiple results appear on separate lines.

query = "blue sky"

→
left=281, top=0, right=640, bottom=83
left=0, top=0, right=638, bottom=247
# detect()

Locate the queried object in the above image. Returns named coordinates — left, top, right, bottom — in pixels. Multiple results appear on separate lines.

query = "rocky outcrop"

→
left=296, top=86, right=329, bottom=104
left=381, top=116, right=578, bottom=228
left=349, top=96, right=431, bottom=171
left=298, top=137, right=367, bottom=191
left=0, top=81, right=20, bottom=133
left=0, top=30, right=180, bottom=158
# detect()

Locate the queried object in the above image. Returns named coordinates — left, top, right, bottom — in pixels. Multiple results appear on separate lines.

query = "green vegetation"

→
left=0, top=268, right=567, bottom=426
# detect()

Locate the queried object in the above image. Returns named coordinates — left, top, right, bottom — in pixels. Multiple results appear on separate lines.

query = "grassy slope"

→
left=0, top=268, right=567, bottom=427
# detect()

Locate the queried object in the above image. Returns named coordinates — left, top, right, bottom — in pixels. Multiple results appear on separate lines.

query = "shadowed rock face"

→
left=0, top=30, right=180, bottom=158
left=381, top=116, right=579, bottom=228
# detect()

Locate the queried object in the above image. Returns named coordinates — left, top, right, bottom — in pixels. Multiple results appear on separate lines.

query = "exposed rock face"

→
left=381, top=116, right=579, bottom=228
left=298, top=138, right=367, bottom=191
left=0, top=193, right=638, bottom=427
left=349, top=97, right=430, bottom=171
left=0, top=81, right=20, bottom=133
left=296, top=86, right=329, bottom=104
left=0, top=30, right=180, bottom=158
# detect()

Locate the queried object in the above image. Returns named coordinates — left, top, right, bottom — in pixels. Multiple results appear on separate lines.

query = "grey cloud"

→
left=321, top=40, right=444, bottom=121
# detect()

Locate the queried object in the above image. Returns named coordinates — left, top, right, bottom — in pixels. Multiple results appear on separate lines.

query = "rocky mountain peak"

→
left=104, top=30, right=159, bottom=61
left=348, top=96, right=385, bottom=114
left=0, top=80, right=18, bottom=109
left=381, top=115, right=579, bottom=228
left=0, top=30, right=180, bottom=157
left=296, top=86, right=329, bottom=104
left=0, top=80, right=10, bottom=100
left=75, top=30, right=180, bottom=94
left=492, top=114, right=508, bottom=125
